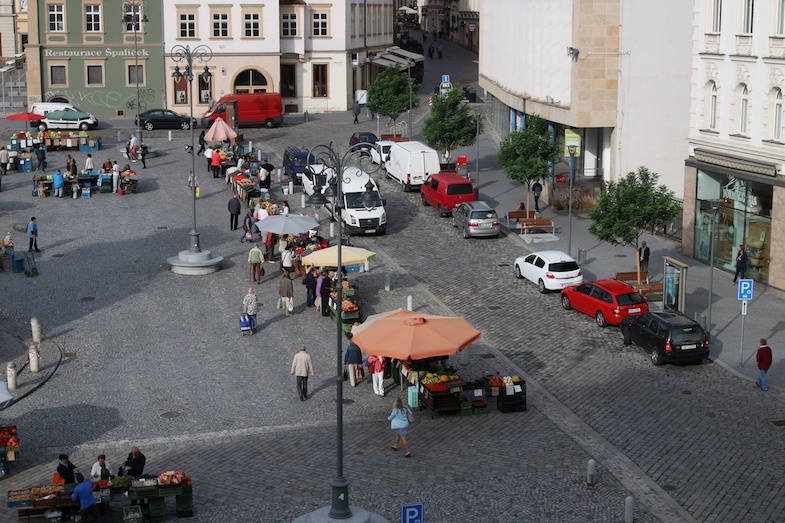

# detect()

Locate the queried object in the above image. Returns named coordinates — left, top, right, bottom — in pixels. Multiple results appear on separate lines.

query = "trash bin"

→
left=577, top=249, right=587, bottom=264
left=12, top=257, right=24, bottom=273
left=466, top=88, right=477, bottom=103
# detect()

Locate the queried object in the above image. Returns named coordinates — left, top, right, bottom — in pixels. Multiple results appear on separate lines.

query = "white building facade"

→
left=162, top=0, right=396, bottom=116
left=479, top=0, right=692, bottom=204
left=684, top=0, right=785, bottom=289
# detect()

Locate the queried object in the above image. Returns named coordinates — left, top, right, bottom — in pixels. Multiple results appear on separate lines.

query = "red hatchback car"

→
left=560, top=279, right=648, bottom=327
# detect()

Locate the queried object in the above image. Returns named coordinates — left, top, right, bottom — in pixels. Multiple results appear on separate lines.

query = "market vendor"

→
left=119, top=446, right=146, bottom=477
left=56, top=453, right=78, bottom=484
left=101, top=158, right=113, bottom=173
left=90, top=454, right=113, bottom=480
left=71, top=473, right=100, bottom=522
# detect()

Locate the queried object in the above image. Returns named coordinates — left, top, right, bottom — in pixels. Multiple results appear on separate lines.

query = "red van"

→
left=420, top=172, right=477, bottom=216
left=200, top=93, right=283, bottom=128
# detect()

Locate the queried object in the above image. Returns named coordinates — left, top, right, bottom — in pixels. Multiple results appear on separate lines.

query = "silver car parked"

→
left=451, top=201, right=501, bottom=238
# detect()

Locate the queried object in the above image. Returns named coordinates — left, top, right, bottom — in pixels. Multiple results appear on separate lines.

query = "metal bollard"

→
left=586, top=459, right=596, bottom=485
left=288, top=181, right=294, bottom=195
left=31, top=317, right=41, bottom=343
left=406, top=295, right=413, bottom=311
left=624, top=496, right=634, bottom=523
left=384, top=274, right=391, bottom=292
left=329, top=223, right=335, bottom=238
left=168, top=130, right=172, bottom=142
left=364, top=260, right=370, bottom=273
left=304, top=111, right=309, bottom=122
left=117, top=131, right=122, bottom=143
left=248, top=141, right=253, bottom=153
left=301, top=194, right=306, bottom=208
left=28, top=345, right=39, bottom=373
left=258, top=150, right=263, bottom=162
left=6, top=362, right=16, bottom=391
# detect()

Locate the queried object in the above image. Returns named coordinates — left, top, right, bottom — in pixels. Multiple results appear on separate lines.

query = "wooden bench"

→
left=505, top=210, right=536, bottom=228
left=519, top=218, right=555, bottom=235
left=614, top=271, right=648, bottom=285
left=636, top=283, right=664, bottom=301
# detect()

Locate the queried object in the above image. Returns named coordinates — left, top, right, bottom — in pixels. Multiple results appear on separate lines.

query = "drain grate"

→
left=157, top=226, right=168, bottom=230
left=771, top=420, right=785, bottom=427
left=682, top=390, right=692, bottom=395
left=498, top=263, right=510, bottom=267
left=479, top=353, right=497, bottom=359
left=51, top=253, right=64, bottom=258
left=160, top=411, right=181, bottom=419
left=80, top=296, right=95, bottom=302
left=488, top=306, right=502, bottom=310
left=63, top=352, right=76, bottom=358
left=615, top=254, right=628, bottom=257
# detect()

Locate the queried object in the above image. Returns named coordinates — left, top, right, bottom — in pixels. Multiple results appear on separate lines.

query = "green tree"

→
left=497, top=115, right=560, bottom=211
left=366, top=64, right=420, bottom=125
left=422, top=86, right=483, bottom=162
left=588, top=166, right=681, bottom=274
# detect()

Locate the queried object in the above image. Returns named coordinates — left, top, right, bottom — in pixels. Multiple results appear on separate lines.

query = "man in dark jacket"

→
left=121, top=447, right=146, bottom=477
left=756, top=338, right=773, bottom=391
left=344, top=334, right=364, bottom=387
left=228, top=195, right=242, bottom=230
left=303, top=267, right=317, bottom=307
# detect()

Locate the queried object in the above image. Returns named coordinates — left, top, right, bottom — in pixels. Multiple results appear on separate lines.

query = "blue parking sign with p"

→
left=738, top=279, right=754, bottom=301
left=401, top=503, right=423, bottom=523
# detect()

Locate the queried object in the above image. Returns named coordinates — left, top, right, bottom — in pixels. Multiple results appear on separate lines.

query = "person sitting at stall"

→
left=52, top=170, right=64, bottom=198
left=56, top=453, right=78, bottom=485
left=90, top=454, right=113, bottom=480
left=3, top=232, right=13, bottom=249
left=119, top=446, right=146, bottom=478
left=222, top=139, right=232, bottom=153
left=101, top=158, right=113, bottom=173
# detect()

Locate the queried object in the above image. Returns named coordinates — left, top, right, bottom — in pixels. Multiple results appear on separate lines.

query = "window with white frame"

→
left=86, top=65, right=103, bottom=86
left=774, top=90, right=783, bottom=140
left=741, top=0, right=754, bottom=34
left=124, top=3, right=142, bottom=32
left=212, top=12, right=229, bottom=38
left=179, top=12, right=196, bottom=38
left=740, top=85, right=750, bottom=134
left=282, top=12, right=297, bottom=36
left=49, top=64, right=67, bottom=86
left=312, top=12, right=328, bottom=36
left=48, top=4, right=65, bottom=32
left=85, top=4, right=101, bottom=32
left=244, top=12, right=261, bottom=37
left=709, top=82, right=719, bottom=130
left=711, top=0, right=722, bottom=32
left=777, top=0, right=785, bottom=35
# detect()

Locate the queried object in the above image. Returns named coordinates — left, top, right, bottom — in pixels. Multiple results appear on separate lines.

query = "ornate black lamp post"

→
left=122, top=1, right=148, bottom=147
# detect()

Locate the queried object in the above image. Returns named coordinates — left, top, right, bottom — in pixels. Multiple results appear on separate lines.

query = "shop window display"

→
left=694, top=171, right=771, bottom=282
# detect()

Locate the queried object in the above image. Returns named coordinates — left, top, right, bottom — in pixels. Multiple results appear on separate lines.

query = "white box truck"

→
left=320, top=167, right=387, bottom=235
left=384, top=141, right=440, bottom=192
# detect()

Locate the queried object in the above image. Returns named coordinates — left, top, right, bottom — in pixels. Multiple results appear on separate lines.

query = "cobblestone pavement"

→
left=0, top=36, right=783, bottom=523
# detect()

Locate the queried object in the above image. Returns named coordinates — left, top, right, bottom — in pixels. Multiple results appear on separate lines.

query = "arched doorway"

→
left=48, top=96, right=70, bottom=103
left=234, top=69, right=269, bottom=93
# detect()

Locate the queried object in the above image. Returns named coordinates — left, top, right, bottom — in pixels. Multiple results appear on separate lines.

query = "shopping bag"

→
left=277, top=297, right=282, bottom=309
left=343, top=367, right=349, bottom=381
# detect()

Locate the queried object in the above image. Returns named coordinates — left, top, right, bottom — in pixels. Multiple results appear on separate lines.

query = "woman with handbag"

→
left=344, top=335, right=364, bottom=386
left=367, top=354, right=386, bottom=396
left=279, top=270, right=294, bottom=317
left=388, top=397, right=412, bottom=457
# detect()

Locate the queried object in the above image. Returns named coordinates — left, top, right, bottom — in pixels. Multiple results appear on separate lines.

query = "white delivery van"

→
left=30, top=102, right=79, bottom=117
left=301, top=164, right=332, bottom=197
left=384, top=141, right=440, bottom=192
left=325, top=167, right=387, bottom=235
left=371, top=140, right=394, bottom=165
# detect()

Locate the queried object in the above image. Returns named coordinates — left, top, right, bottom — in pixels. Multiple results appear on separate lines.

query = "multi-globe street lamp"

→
left=566, top=144, right=578, bottom=257
left=123, top=1, right=147, bottom=148
left=171, top=45, right=212, bottom=254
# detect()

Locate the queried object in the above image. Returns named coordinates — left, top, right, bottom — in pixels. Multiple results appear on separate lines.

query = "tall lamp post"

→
left=566, top=144, right=577, bottom=257
left=123, top=1, right=147, bottom=147
left=474, top=107, right=482, bottom=194
left=407, top=59, right=414, bottom=137
left=299, top=143, right=383, bottom=523
left=706, top=199, right=722, bottom=335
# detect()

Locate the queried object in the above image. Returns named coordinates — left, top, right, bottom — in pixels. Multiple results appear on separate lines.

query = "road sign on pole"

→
left=737, top=279, right=753, bottom=300
left=401, top=503, right=424, bottom=523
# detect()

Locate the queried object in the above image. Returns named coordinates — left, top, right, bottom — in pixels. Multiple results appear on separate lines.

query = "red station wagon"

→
left=560, top=279, right=649, bottom=327
left=420, top=172, right=476, bottom=216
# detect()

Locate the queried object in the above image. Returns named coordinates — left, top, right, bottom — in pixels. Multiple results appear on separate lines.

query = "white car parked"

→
left=514, top=250, right=583, bottom=293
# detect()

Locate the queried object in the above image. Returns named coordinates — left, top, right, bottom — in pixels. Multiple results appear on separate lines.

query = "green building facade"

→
left=27, top=0, right=164, bottom=121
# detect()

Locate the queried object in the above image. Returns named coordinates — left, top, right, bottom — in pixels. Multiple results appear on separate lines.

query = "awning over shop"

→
left=369, top=46, right=425, bottom=69
left=458, top=11, right=480, bottom=19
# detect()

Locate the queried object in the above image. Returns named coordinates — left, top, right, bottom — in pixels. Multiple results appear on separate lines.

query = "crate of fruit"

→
left=7, top=488, right=31, bottom=507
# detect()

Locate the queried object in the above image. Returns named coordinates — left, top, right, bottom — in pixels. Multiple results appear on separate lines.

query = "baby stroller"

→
left=239, top=313, right=253, bottom=336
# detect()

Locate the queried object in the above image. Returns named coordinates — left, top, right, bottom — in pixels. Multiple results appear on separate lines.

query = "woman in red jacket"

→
left=211, top=149, right=222, bottom=178
left=367, top=354, right=386, bottom=396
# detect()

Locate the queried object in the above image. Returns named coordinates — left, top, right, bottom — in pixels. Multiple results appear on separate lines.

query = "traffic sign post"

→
left=401, top=503, right=423, bottom=523
left=738, top=279, right=753, bottom=366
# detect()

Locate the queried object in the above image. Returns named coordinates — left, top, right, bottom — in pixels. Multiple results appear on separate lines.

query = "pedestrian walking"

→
left=290, top=345, right=315, bottom=401
left=197, top=130, right=206, bottom=155
left=264, top=233, right=276, bottom=262
left=84, top=153, right=94, bottom=172
left=248, top=243, right=263, bottom=284
left=140, top=143, right=148, bottom=169
left=320, top=271, right=333, bottom=317
left=388, top=397, right=412, bottom=457
left=27, top=217, right=40, bottom=252
left=0, top=146, right=9, bottom=191
left=344, top=335, right=364, bottom=387
left=242, top=287, right=260, bottom=334
left=211, top=149, right=222, bottom=179
left=352, top=101, right=361, bottom=124
left=240, top=212, right=254, bottom=242
left=280, top=245, right=294, bottom=273
left=34, top=145, right=46, bottom=171
left=532, top=180, right=543, bottom=212
left=367, top=354, right=386, bottom=396
left=279, top=270, right=294, bottom=316
left=304, top=267, right=317, bottom=307
left=129, top=134, right=140, bottom=161
left=428, top=45, right=434, bottom=59
left=437, top=44, right=443, bottom=59
left=756, top=338, right=773, bottom=391
left=639, top=241, right=650, bottom=272
left=228, top=194, right=242, bottom=230
left=733, top=244, right=748, bottom=284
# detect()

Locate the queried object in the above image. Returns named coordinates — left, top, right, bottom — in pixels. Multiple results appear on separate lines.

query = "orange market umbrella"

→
left=351, top=310, right=481, bottom=360
left=204, top=117, right=237, bottom=142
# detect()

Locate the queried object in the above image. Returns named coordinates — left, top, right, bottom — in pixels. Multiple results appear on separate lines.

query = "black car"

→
left=135, top=109, right=196, bottom=131
left=620, top=310, right=710, bottom=366
left=349, top=132, right=378, bottom=152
